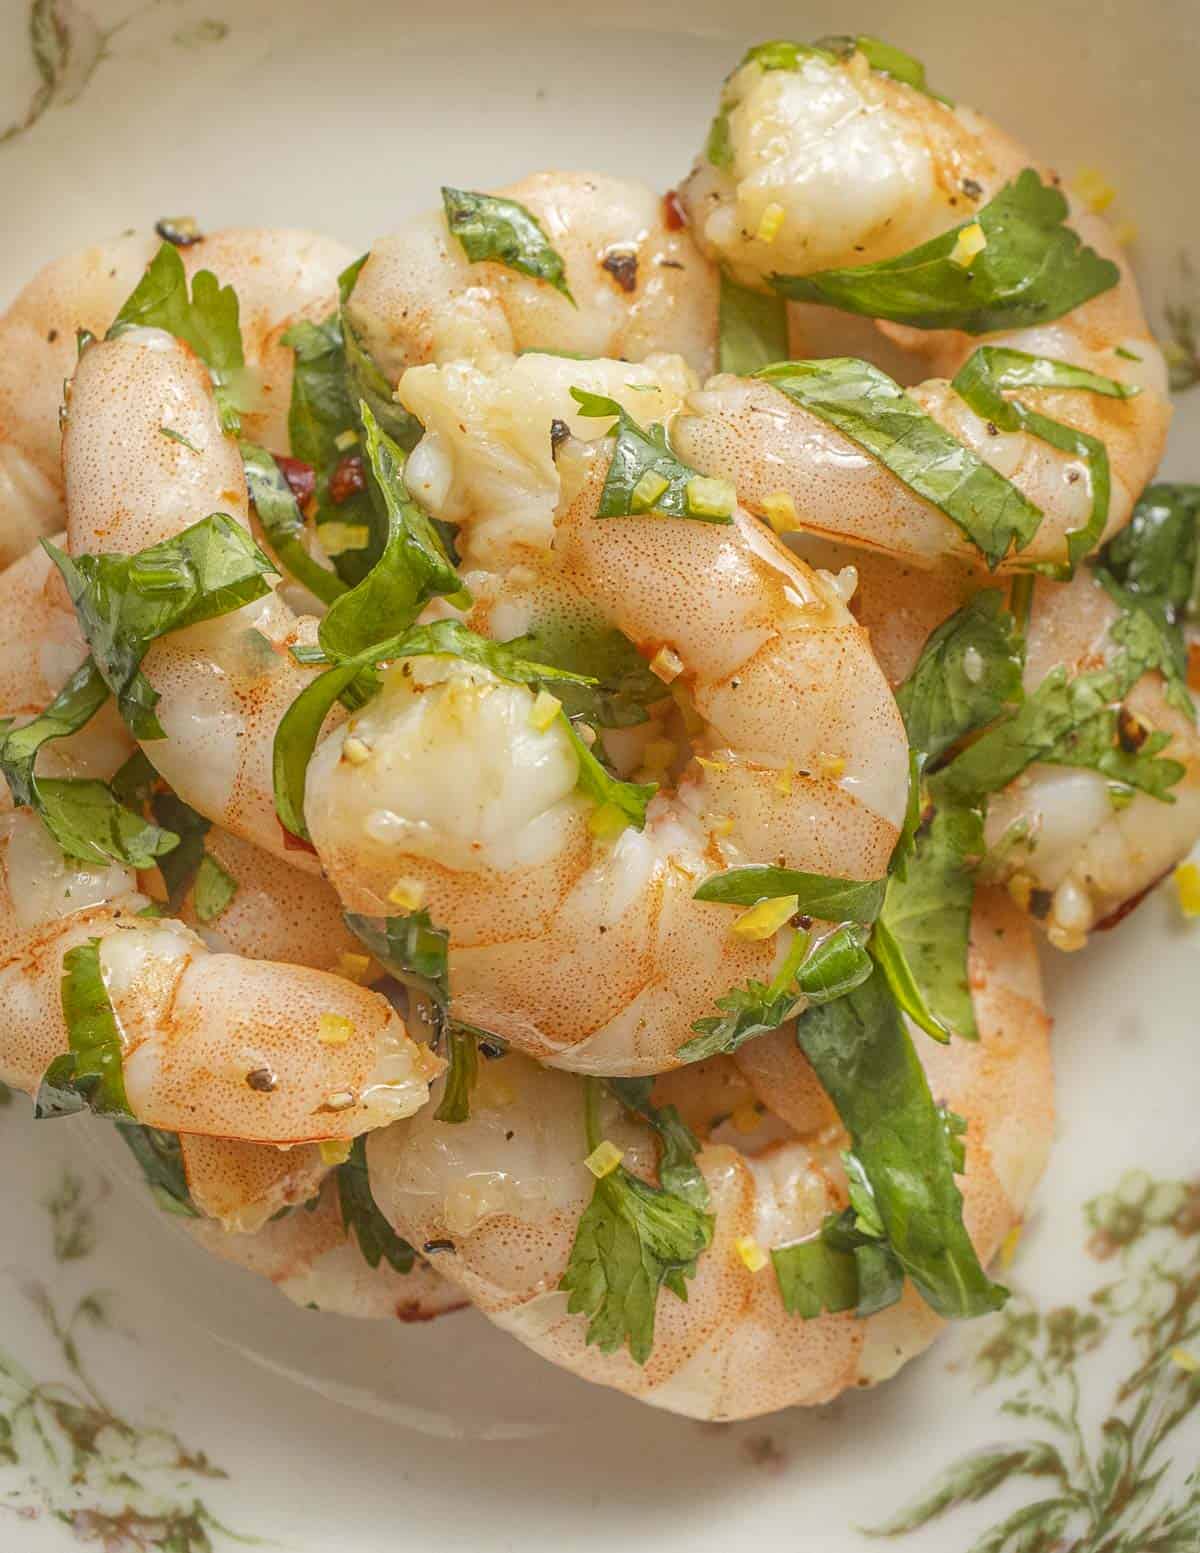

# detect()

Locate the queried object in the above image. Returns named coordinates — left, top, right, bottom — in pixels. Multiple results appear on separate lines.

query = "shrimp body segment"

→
left=367, top=889, right=1052, bottom=1419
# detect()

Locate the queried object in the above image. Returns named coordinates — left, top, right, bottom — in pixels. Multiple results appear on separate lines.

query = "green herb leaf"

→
left=757, top=358, right=1044, bottom=569
left=434, top=1024, right=480, bottom=1124
left=317, top=403, right=467, bottom=660
left=895, top=591, right=1025, bottom=763
left=771, top=170, right=1120, bottom=335
left=793, top=963, right=1007, bottom=1319
left=150, top=789, right=211, bottom=909
left=570, top=388, right=731, bottom=524
left=442, top=187, right=574, bottom=303
left=772, top=1198, right=906, bottom=1321
left=116, top=1124, right=198, bottom=1217
left=240, top=441, right=346, bottom=605
left=35, top=938, right=132, bottom=1121
left=559, top=1077, right=714, bottom=1364
left=192, top=852, right=237, bottom=923
left=506, top=617, right=664, bottom=728
left=559, top=716, right=657, bottom=833
left=336, top=1136, right=416, bottom=1273
left=815, top=33, right=948, bottom=100
left=1099, top=482, right=1200, bottom=626
left=605, top=1078, right=710, bottom=1212
left=693, top=863, right=885, bottom=921
left=344, top=909, right=450, bottom=1005
left=45, top=515, right=276, bottom=739
left=108, top=242, right=247, bottom=431
left=718, top=272, right=789, bottom=375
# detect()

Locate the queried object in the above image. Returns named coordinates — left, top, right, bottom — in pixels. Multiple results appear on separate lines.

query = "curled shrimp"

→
left=305, top=402, right=909, bottom=1073
left=365, top=888, right=1051, bottom=1419
left=345, top=171, right=718, bottom=380
left=673, top=43, right=1169, bottom=572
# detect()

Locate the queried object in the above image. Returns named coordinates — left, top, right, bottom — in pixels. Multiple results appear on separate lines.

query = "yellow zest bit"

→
left=1073, top=167, right=1116, bottom=213
left=817, top=751, right=846, bottom=780
left=585, top=1140, right=625, bottom=1179
left=711, top=814, right=735, bottom=837
left=320, top=521, right=371, bottom=556
left=695, top=754, right=730, bottom=774
left=1007, top=872, right=1035, bottom=912
left=388, top=877, right=426, bottom=911
left=761, top=490, right=799, bottom=535
left=337, top=952, right=374, bottom=984
left=528, top=689, right=562, bottom=732
left=774, top=762, right=794, bottom=798
left=1114, top=221, right=1138, bottom=248
left=631, top=469, right=670, bottom=513
left=649, top=645, right=684, bottom=684
left=756, top=202, right=785, bottom=243
left=318, top=1012, right=354, bottom=1047
left=732, top=894, right=799, bottom=941
left=1170, top=1346, right=1200, bottom=1373
left=342, top=735, right=372, bottom=766
left=949, top=222, right=987, bottom=268
left=735, top=1235, right=769, bottom=1273
left=1175, top=862, right=1200, bottom=918
left=588, top=802, right=630, bottom=842
left=1000, top=1222, right=1023, bottom=1270
left=686, top=475, right=736, bottom=521
left=730, top=1101, right=763, bottom=1135
left=319, top=1138, right=353, bottom=1167
left=333, top=427, right=360, bottom=452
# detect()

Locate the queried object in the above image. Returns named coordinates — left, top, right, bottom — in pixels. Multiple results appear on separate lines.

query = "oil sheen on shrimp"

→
left=366, top=889, right=1052, bottom=1419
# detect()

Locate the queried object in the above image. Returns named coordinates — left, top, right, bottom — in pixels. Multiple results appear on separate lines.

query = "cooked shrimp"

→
left=674, top=44, right=1169, bottom=571
left=366, top=887, right=1051, bottom=1419
left=346, top=171, right=718, bottom=381
left=0, top=806, right=439, bottom=1142
left=794, top=536, right=1200, bottom=944
left=184, top=1176, right=466, bottom=1321
left=306, top=415, right=910, bottom=1073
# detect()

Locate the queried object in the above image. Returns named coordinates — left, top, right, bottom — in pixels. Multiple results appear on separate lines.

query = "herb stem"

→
left=1009, top=573, right=1035, bottom=644
left=583, top=1076, right=604, bottom=1154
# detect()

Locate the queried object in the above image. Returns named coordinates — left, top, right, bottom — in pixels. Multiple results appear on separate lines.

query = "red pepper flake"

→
left=280, top=821, right=318, bottom=856
left=329, top=453, right=367, bottom=506
left=662, top=190, right=687, bottom=231
left=275, top=454, right=316, bottom=511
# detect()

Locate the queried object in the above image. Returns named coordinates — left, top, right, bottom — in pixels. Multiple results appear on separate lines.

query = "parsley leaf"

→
left=771, top=170, right=1120, bottom=335
left=336, top=1137, right=416, bottom=1272
left=559, top=1077, right=714, bottom=1363
left=693, top=864, right=885, bottom=921
left=36, top=939, right=133, bottom=1121
left=718, top=272, right=789, bottom=375
left=605, top=1078, right=710, bottom=1212
left=570, top=388, right=731, bottom=524
left=1099, top=482, right=1200, bottom=625
left=793, top=963, right=1007, bottom=1319
left=45, top=515, right=276, bottom=739
left=240, top=440, right=347, bottom=605
left=772, top=1198, right=905, bottom=1321
left=108, top=242, right=247, bottom=432
left=117, top=1124, right=198, bottom=1217
left=442, top=187, right=574, bottom=303
left=757, top=358, right=1044, bottom=568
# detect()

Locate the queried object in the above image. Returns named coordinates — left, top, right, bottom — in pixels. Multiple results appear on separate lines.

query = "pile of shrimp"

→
left=0, top=33, right=1191, bottom=1421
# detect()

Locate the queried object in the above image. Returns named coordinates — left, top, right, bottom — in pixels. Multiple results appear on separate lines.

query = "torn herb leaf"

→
left=442, top=187, right=574, bottom=303
left=117, top=1124, right=198, bottom=1217
left=815, top=33, right=948, bottom=101
left=605, top=1077, right=710, bottom=1211
left=36, top=939, right=132, bottom=1121
left=507, top=617, right=664, bottom=728
left=1098, top=482, right=1200, bottom=629
left=718, top=272, right=789, bottom=375
left=694, top=863, right=885, bottom=921
left=240, top=440, right=346, bottom=605
left=771, top=170, right=1120, bottom=335
left=344, top=909, right=450, bottom=1006
left=560, top=716, right=657, bottom=833
left=570, top=388, right=731, bottom=523
left=336, top=1136, right=416, bottom=1273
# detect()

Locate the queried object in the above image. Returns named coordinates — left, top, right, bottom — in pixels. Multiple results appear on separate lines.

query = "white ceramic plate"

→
left=1, top=2, right=1198, bottom=1548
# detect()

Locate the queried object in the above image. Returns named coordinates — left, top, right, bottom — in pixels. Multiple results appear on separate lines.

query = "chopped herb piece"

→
left=240, top=440, right=347, bottom=605
left=771, top=170, right=1120, bottom=335
left=606, top=1077, right=710, bottom=1211
left=336, top=1137, right=416, bottom=1272
left=507, top=617, right=664, bottom=728
left=193, top=851, right=237, bottom=923
left=434, top=1024, right=479, bottom=1124
left=895, top=590, right=1024, bottom=762
left=693, top=864, right=885, bottom=921
left=560, top=716, right=657, bottom=834
left=345, top=909, right=450, bottom=1005
left=442, top=187, right=574, bottom=303
left=815, top=33, right=948, bottom=101
left=570, top=388, right=729, bottom=524
left=159, top=425, right=201, bottom=454
left=718, top=273, right=789, bottom=375
left=36, top=939, right=132, bottom=1121
left=117, top=1124, right=198, bottom=1217
left=1097, top=482, right=1200, bottom=636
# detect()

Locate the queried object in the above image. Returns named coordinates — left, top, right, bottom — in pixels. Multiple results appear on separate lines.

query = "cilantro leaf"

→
left=559, top=1078, right=714, bottom=1364
left=605, top=1078, right=710, bottom=1212
left=718, top=272, right=789, bottom=375
left=693, top=864, right=885, bottom=921
left=757, top=358, right=1044, bottom=568
left=570, top=388, right=732, bottom=524
left=36, top=938, right=133, bottom=1121
left=793, top=964, right=1007, bottom=1319
left=108, top=242, right=247, bottom=431
left=442, top=187, right=574, bottom=303
left=117, top=1124, right=198, bottom=1217
left=45, top=515, right=276, bottom=739
left=336, top=1137, right=416, bottom=1272
left=240, top=440, right=347, bottom=605
left=771, top=170, right=1120, bottom=335
left=1099, top=482, right=1200, bottom=626
left=772, top=1204, right=905, bottom=1321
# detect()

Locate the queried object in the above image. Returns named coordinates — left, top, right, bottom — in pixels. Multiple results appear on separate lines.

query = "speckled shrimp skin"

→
left=674, top=46, right=1170, bottom=572
left=366, top=889, right=1051, bottom=1420
left=305, top=434, right=910, bottom=1075
left=346, top=171, right=719, bottom=380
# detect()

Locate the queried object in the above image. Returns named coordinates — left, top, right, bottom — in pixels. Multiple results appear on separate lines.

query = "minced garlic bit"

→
left=587, top=802, right=630, bottom=842
left=584, top=1139, right=625, bottom=1179
left=631, top=469, right=670, bottom=513
left=686, top=475, right=735, bottom=521
left=1174, top=861, right=1200, bottom=918
left=761, top=490, right=798, bottom=535
left=1170, top=1346, right=1200, bottom=1373
left=735, top=1235, right=769, bottom=1273
left=649, top=645, right=685, bottom=684
left=320, top=521, right=371, bottom=555
left=755, top=202, right=785, bottom=243
left=342, top=735, right=372, bottom=766
left=816, top=751, right=846, bottom=780
left=337, top=951, right=374, bottom=984
left=528, top=689, right=562, bottom=732
left=325, top=1090, right=356, bottom=1112
left=732, top=894, right=799, bottom=941
left=730, top=1101, right=762, bottom=1135
left=388, top=877, right=426, bottom=911
left=1072, top=166, right=1116, bottom=213
left=319, top=1138, right=353, bottom=1167
left=949, top=221, right=987, bottom=268
left=333, top=427, right=360, bottom=452
left=999, top=1222, right=1023, bottom=1269
left=318, top=1012, right=354, bottom=1047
